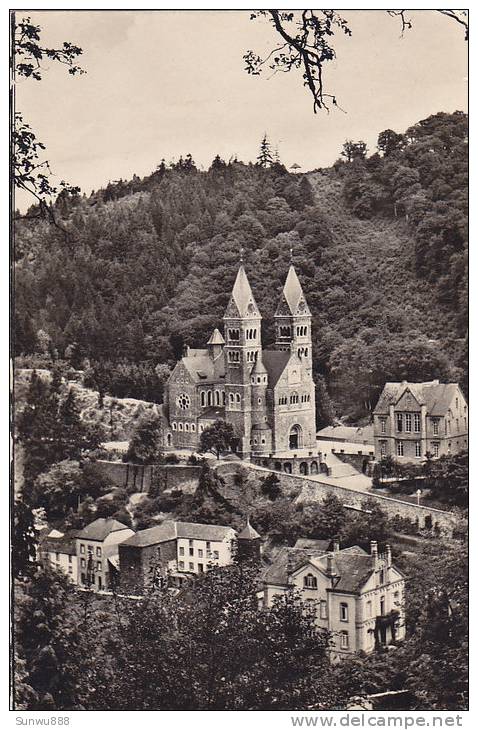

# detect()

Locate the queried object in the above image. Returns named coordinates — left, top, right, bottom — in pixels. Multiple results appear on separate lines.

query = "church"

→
left=163, top=262, right=316, bottom=458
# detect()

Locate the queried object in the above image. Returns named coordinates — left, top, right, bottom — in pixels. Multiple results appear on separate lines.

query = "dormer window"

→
left=303, top=573, right=317, bottom=589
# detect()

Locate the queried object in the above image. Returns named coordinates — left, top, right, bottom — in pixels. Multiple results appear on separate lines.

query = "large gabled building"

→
left=163, top=263, right=316, bottom=458
left=373, top=380, right=468, bottom=461
left=118, top=519, right=237, bottom=594
left=262, top=540, right=405, bottom=658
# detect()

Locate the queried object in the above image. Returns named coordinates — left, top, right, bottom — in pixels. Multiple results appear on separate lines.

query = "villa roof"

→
left=75, top=518, right=131, bottom=542
left=373, top=381, right=461, bottom=416
left=121, top=520, right=235, bottom=548
left=262, top=544, right=377, bottom=593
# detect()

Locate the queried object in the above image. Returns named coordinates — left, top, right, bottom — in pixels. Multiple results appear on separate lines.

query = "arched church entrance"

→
left=289, top=424, right=302, bottom=450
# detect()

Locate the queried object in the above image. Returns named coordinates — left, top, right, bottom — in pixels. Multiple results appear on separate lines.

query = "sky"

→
left=14, top=9, right=468, bottom=208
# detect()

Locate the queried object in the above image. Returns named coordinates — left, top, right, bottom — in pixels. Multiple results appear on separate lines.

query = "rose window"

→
left=177, top=393, right=191, bottom=410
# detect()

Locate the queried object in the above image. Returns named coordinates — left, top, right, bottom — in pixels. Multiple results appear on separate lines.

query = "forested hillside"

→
left=14, top=111, right=468, bottom=421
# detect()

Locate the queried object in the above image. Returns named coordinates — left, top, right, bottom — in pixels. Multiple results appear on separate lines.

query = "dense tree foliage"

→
left=14, top=112, right=467, bottom=421
left=124, top=412, right=163, bottom=465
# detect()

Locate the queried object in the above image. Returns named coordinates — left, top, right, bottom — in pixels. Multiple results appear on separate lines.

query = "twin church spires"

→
left=223, top=260, right=312, bottom=378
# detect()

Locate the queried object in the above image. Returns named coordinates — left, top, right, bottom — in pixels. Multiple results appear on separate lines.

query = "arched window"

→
left=167, top=433, right=172, bottom=446
left=207, top=391, right=213, bottom=406
left=236, top=393, right=241, bottom=404
left=222, top=391, right=226, bottom=405
left=215, top=391, right=220, bottom=406
left=303, top=573, right=317, bottom=589
left=201, top=391, right=206, bottom=407
left=199, top=424, right=204, bottom=432
left=229, top=392, right=234, bottom=405
left=172, top=422, right=177, bottom=431
left=178, top=422, right=183, bottom=431
left=191, top=423, right=196, bottom=432
left=185, top=423, right=189, bottom=432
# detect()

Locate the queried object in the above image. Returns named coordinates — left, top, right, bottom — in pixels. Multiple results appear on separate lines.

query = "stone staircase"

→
left=324, top=452, right=361, bottom=478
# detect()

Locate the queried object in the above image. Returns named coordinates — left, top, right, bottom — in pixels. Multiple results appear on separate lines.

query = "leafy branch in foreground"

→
left=12, top=15, right=85, bottom=230
left=245, top=10, right=468, bottom=114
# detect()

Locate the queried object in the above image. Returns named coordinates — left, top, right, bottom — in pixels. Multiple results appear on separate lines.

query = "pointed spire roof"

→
left=275, top=265, right=311, bottom=317
left=224, top=265, right=261, bottom=319
left=207, top=328, right=225, bottom=346
left=238, top=518, right=261, bottom=540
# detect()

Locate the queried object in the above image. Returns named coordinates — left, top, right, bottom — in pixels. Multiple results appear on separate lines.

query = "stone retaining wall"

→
left=245, top=463, right=461, bottom=537
left=95, top=460, right=200, bottom=495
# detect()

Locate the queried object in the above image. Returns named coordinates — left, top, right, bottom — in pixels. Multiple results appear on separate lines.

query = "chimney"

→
left=326, top=553, right=337, bottom=578
left=370, top=540, right=379, bottom=569
left=333, top=539, right=340, bottom=553
left=386, top=544, right=392, bottom=568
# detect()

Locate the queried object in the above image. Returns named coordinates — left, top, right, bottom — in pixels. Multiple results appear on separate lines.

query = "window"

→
left=380, top=596, right=386, bottom=615
left=178, top=422, right=183, bottom=431
left=456, top=418, right=459, bottom=430
left=87, top=545, right=93, bottom=553
left=177, top=393, right=191, bottom=410
left=98, top=576, right=102, bottom=590
left=366, top=601, right=372, bottom=617
left=179, top=546, right=184, bottom=556
left=414, top=414, right=421, bottom=432
left=380, top=418, right=386, bottom=434
left=206, top=542, right=211, bottom=551
left=320, top=600, right=327, bottom=619
left=97, top=561, right=102, bottom=571
left=339, top=603, right=348, bottom=622
left=56, top=552, right=60, bottom=561
left=393, top=591, right=400, bottom=606
left=201, top=391, right=206, bottom=407
left=396, top=413, right=403, bottom=432
left=198, top=549, right=203, bottom=558
left=185, top=423, right=189, bottom=432
left=189, top=548, right=194, bottom=556
left=405, top=413, right=412, bottom=433
left=80, top=545, right=85, bottom=554
left=303, top=573, right=317, bottom=589
left=456, top=398, right=458, bottom=410
left=179, top=561, right=184, bottom=570
left=81, top=558, right=86, bottom=568
left=68, top=565, right=73, bottom=574
left=415, top=441, right=421, bottom=457
left=236, top=394, right=241, bottom=404
left=396, top=440, right=403, bottom=457
left=172, top=422, right=177, bottom=431
left=198, top=563, right=204, bottom=573
left=213, top=550, right=219, bottom=560
left=81, top=573, right=86, bottom=584
left=379, top=569, right=385, bottom=585
left=432, top=442, right=439, bottom=457
left=191, top=423, right=196, bottom=432
left=189, top=562, right=194, bottom=571
left=433, top=419, right=439, bottom=435
left=380, top=441, right=387, bottom=457
left=69, top=555, right=72, bottom=563
left=340, top=631, right=349, bottom=649
left=96, top=547, right=101, bottom=557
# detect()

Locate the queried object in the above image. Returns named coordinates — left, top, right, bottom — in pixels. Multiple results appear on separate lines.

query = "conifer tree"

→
left=257, top=133, right=274, bottom=168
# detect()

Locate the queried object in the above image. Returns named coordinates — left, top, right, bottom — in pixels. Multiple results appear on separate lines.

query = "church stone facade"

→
left=163, top=264, right=316, bottom=458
